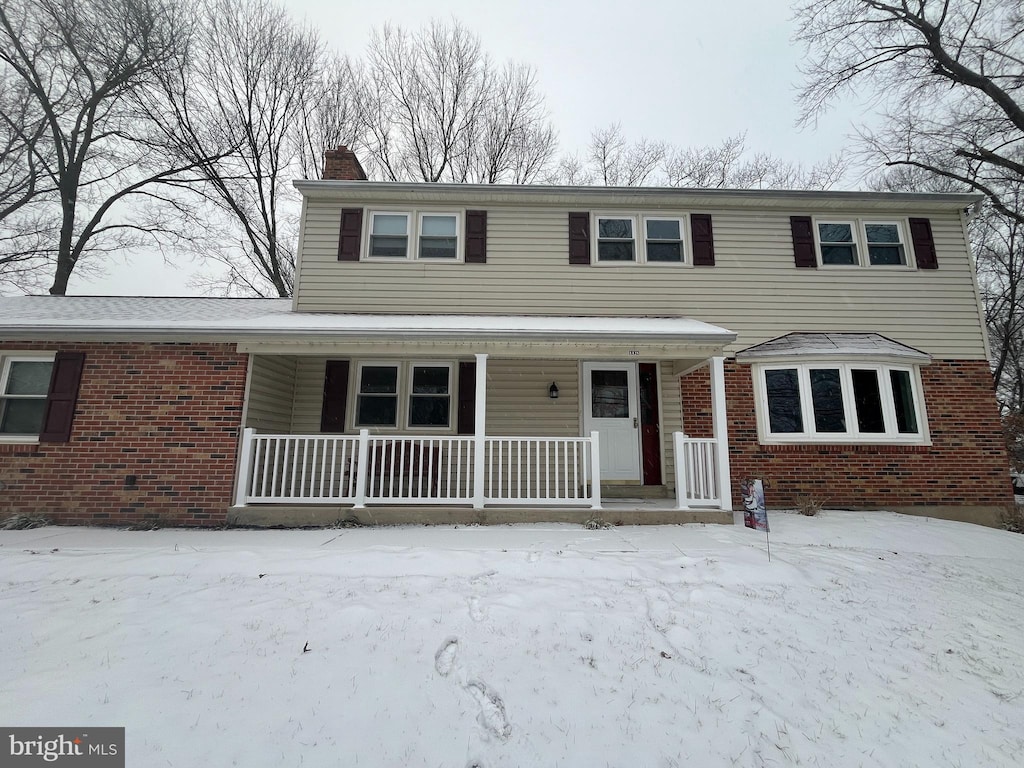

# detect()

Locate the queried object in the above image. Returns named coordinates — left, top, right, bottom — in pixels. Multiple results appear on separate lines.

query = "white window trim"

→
left=753, top=361, right=930, bottom=445
left=350, top=360, right=457, bottom=432
left=0, top=352, right=56, bottom=444
left=814, top=218, right=913, bottom=269
left=364, top=210, right=464, bottom=263
left=592, top=213, right=692, bottom=266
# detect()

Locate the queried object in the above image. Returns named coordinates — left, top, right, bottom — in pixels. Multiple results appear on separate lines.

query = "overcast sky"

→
left=76, top=0, right=865, bottom=297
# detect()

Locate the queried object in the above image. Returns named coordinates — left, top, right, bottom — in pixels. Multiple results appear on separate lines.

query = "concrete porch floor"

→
left=228, top=499, right=733, bottom=528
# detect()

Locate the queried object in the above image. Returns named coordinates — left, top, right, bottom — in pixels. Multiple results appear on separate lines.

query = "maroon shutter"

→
left=790, top=216, right=817, bottom=268
left=465, top=210, right=487, bottom=263
left=337, top=208, right=363, bottom=261
left=457, top=361, right=476, bottom=435
left=909, top=218, right=938, bottom=269
left=690, top=214, right=715, bottom=266
left=568, top=212, right=591, bottom=265
left=39, top=351, right=85, bottom=443
left=320, top=360, right=350, bottom=432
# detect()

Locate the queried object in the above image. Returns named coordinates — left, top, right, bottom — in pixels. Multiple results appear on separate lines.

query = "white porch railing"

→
left=673, top=432, right=722, bottom=508
left=235, top=429, right=601, bottom=509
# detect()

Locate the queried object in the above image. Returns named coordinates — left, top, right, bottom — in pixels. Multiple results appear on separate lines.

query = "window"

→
left=366, top=211, right=461, bottom=261
left=596, top=217, right=636, bottom=262
left=0, top=357, right=54, bottom=438
left=815, top=219, right=909, bottom=267
left=644, top=218, right=685, bottom=262
left=756, top=362, right=926, bottom=443
left=353, top=362, right=453, bottom=430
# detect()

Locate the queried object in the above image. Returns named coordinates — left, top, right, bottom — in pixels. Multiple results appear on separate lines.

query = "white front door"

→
left=582, top=362, right=641, bottom=481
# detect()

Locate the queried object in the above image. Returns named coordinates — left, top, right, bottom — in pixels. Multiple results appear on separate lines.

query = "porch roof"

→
left=735, top=332, right=931, bottom=363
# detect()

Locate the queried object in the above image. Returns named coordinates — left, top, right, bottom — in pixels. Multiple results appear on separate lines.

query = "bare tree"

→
left=0, top=0, right=210, bottom=295
left=294, top=55, right=368, bottom=182
left=587, top=123, right=666, bottom=186
left=364, top=20, right=557, bottom=184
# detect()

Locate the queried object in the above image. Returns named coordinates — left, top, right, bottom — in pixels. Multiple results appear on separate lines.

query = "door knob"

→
left=633, top=417, right=638, bottom=428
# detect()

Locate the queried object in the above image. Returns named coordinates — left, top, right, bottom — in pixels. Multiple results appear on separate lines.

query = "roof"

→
left=294, top=179, right=983, bottom=212
left=0, top=296, right=736, bottom=344
left=735, top=332, right=931, bottom=363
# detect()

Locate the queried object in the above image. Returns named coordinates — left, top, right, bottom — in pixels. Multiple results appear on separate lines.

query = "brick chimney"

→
left=322, top=146, right=367, bottom=180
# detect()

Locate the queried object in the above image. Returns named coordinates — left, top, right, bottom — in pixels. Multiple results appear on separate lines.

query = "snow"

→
left=2, top=511, right=1023, bottom=767
left=736, top=332, right=930, bottom=362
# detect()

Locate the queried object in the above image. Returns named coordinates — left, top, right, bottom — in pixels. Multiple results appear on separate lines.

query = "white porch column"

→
left=472, top=353, right=488, bottom=509
left=233, top=428, right=255, bottom=507
left=710, top=355, right=733, bottom=512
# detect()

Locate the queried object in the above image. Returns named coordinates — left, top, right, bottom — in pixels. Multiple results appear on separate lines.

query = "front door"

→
left=582, top=362, right=640, bottom=481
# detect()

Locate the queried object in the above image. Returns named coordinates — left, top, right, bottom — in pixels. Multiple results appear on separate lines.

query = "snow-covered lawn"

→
left=2, top=511, right=1023, bottom=767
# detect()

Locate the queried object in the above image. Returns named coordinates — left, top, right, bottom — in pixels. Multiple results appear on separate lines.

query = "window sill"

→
left=756, top=440, right=932, bottom=452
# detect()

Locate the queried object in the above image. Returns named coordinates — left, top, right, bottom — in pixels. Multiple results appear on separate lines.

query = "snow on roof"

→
left=735, top=332, right=931, bottom=362
left=0, top=296, right=736, bottom=342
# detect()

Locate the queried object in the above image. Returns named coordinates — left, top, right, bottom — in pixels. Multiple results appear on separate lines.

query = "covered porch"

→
left=230, top=315, right=736, bottom=523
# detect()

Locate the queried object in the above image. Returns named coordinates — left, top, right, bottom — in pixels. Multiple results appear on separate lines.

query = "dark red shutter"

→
left=465, top=210, right=487, bottom=263
left=337, top=208, right=363, bottom=261
left=39, top=351, right=85, bottom=443
left=690, top=214, right=715, bottom=266
left=909, top=218, right=938, bottom=269
left=320, top=360, right=350, bottom=432
left=790, top=216, right=817, bottom=268
left=457, top=361, right=476, bottom=435
left=568, top=212, right=590, bottom=265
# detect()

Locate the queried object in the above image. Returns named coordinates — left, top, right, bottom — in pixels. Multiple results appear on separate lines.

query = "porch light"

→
left=549, top=382, right=559, bottom=399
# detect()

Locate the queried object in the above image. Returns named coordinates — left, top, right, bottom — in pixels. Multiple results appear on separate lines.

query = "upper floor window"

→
left=594, top=214, right=689, bottom=264
left=366, top=211, right=461, bottom=261
left=816, top=219, right=909, bottom=267
left=596, top=217, right=636, bottom=262
left=644, top=217, right=686, bottom=263
left=1, top=356, right=54, bottom=437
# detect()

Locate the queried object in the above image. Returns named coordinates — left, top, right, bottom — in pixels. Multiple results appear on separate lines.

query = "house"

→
left=0, top=147, right=1012, bottom=527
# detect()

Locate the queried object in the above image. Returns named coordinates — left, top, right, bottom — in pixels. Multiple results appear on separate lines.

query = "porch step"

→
left=600, top=484, right=672, bottom=500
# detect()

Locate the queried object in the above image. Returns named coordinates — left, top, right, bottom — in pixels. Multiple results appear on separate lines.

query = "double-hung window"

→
left=366, top=211, right=460, bottom=261
left=0, top=356, right=54, bottom=439
left=353, top=362, right=452, bottom=430
left=644, top=217, right=686, bottom=263
left=596, top=216, right=636, bottom=262
left=758, top=362, right=925, bottom=443
left=815, top=220, right=909, bottom=267
left=595, top=214, right=688, bottom=264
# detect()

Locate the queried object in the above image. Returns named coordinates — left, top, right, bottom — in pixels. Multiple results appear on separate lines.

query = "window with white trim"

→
left=366, top=211, right=460, bottom=261
left=815, top=219, right=909, bottom=267
left=596, top=216, right=636, bottom=262
left=756, top=362, right=926, bottom=443
left=353, top=362, right=453, bottom=430
left=644, top=217, right=686, bottom=263
left=594, top=214, right=690, bottom=264
left=0, top=355, right=54, bottom=437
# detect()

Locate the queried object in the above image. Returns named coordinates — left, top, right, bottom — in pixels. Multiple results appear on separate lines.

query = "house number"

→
left=628, top=350, right=640, bottom=355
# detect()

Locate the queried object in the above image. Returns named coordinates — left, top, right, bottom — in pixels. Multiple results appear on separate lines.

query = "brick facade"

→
left=322, top=145, right=367, bottom=181
left=682, top=359, right=1012, bottom=512
left=0, top=341, right=247, bottom=526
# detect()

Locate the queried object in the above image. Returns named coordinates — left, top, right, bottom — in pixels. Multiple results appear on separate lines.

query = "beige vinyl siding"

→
left=485, top=360, right=578, bottom=436
left=245, top=355, right=296, bottom=432
left=291, top=357, right=328, bottom=434
left=295, top=201, right=987, bottom=359
left=659, top=362, right=683, bottom=490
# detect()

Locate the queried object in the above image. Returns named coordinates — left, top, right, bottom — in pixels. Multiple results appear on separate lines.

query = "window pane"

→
left=0, top=400, right=46, bottom=434
left=890, top=370, right=919, bottom=433
left=851, top=369, right=885, bottom=432
left=5, top=361, right=53, bottom=395
left=372, top=214, right=408, bottom=235
left=597, top=241, right=635, bottom=261
left=360, top=366, right=398, bottom=394
left=356, top=396, right=397, bottom=426
left=818, top=223, right=853, bottom=243
left=647, top=242, right=683, bottom=262
left=598, top=218, right=632, bottom=239
left=864, top=224, right=899, bottom=243
left=412, top=366, right=449, bottom=394
left=369, top=235, right=408, bottom=258
left=419, top=237, right=457, bottom=259
left=868, top=244, right=905, bottom=265
left=765, top=369, right=803, bottom=433
left=409, top=396, right=449, bottom=427
left=421, top=215, right=456, bottom=237
left=821, top=245, right=857, bottom=265
left=810, top=369, right=845, bottom=432
left=591, top=370, right=629, bottom=418
left=646, top=219, right=680, bottom=239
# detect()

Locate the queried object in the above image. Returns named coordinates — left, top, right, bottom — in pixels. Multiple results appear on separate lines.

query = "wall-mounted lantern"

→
left=549, top=382, right=559, bottom=399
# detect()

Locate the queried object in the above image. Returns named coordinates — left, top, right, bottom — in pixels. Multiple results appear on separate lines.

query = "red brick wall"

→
left=706, top=359, right=1013, bottom=510
left=680, top=366, right=713, bottom=438
left=0, top=341, right=247, bottom=526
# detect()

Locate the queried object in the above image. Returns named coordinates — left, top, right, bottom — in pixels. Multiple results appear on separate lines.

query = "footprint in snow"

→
left=466, top=680, right=512, bottom=740
left=434, top=637, right=458, bottom=677
left=468, top=595, right=486, bottom=622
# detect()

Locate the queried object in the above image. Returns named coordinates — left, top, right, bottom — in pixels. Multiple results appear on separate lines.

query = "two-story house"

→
left=0, top=147, right=1011, bottom=527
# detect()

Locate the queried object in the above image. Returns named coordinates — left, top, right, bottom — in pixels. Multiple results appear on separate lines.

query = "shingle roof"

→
left=735, top=332, right=931, bottom=362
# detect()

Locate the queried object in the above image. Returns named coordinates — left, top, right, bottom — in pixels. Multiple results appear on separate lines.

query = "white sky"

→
left=75, top=0, right=864, bottom=297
